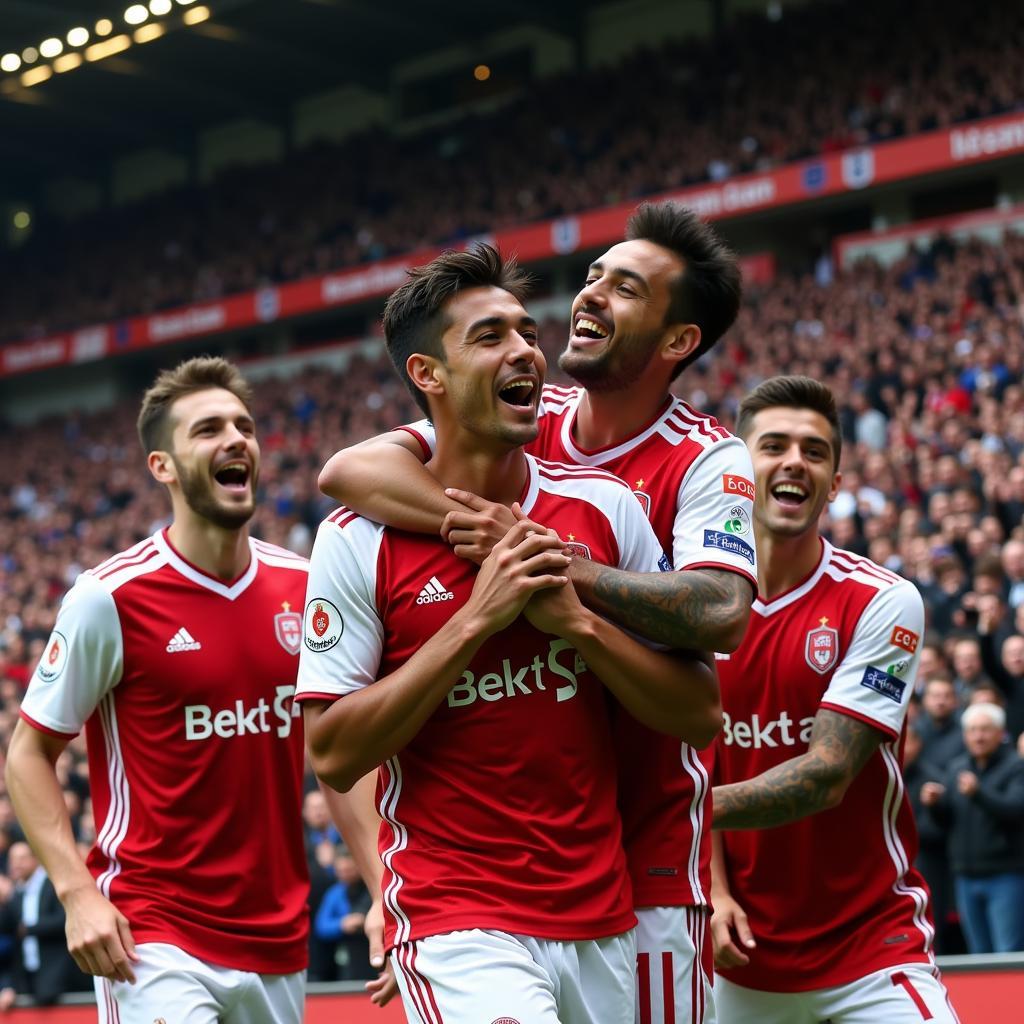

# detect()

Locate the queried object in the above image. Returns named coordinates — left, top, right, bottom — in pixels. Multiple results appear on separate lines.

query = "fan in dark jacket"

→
left=0, top=843, right=90, bottom=1006
left=921, top=703, right=1024, bottom=953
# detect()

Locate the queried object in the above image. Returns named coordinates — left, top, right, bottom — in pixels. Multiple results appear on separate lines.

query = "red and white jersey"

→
left=296, top=454, right=671, bottom=947
left=400, top=385, right=756, bottom=908
left=715, top=540, right=933, bottom=991
left=21, top=530, right=310, bottom=975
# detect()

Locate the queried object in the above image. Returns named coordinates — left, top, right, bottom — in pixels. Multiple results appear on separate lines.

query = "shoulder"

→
left=826, top=547, right=922, bottom=606
left=539, top=383, right=582, bottom=417
left=83, top=534, right=168, bottom=594
left=660, top=398, right=735, bottom=450
left=311, top=507, right=388, bottom=565
left=532, top=456, right=632, bottom=501
left=251, top=538, right=309, bottom=574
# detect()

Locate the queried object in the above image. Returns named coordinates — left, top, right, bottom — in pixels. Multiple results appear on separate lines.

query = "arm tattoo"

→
left=713, top=710, right=884, bottom=830
left=579, top=564, right=752, bottom=651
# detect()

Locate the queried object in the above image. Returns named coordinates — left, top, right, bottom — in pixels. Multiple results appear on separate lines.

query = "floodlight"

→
left=150, top=0, right=173, bottom=13
left=54, top=53, right=84, bottom=73
left=21, top=47, right=39, bottom=64
left=184, top=5, right=210, bottom=24
left=134, top=23, right=166, bottom=43
left=40, top=38, right=64, bottom=59
left=67, top=28, right=90, bottom=47
left=96, top=19, right=114, bottom=36
left=125, top=5, right=149, bottom=25
left=0, top=54, right=20, bottom=73
left=21, top=65, right=52, bottom=87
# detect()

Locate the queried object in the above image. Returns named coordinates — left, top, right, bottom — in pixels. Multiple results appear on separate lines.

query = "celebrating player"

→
left=6, top=358, right=311, bottom=1023
left=319, top=201, right=753, bottom=1023
left=297, top=245, right=721, bottom=1024
left=710, top=375, right=959, bottom=1023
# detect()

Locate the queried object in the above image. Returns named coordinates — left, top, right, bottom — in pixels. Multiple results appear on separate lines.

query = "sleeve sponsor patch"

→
left=860, top=666, right=906, bottom=703
left=658, top=553, right=672, bottom=572
left=703, top=529, right=755, bottom=565
left=304, top=598, right=344, bottom=652
left=890, top=626, right=920, bottom=654
left=722, top=474, right=755, bottom=501
left=35, top=631, right=69, bottom=684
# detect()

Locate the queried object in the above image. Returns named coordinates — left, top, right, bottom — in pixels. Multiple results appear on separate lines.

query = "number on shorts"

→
left=891, top=971, right=933, bottom=1021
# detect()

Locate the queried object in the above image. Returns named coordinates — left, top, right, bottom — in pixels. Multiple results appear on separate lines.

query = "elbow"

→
left=307, top=740, right=361, bottom=795
left=820, top=775, right=852, bottom=811
left=715, top=604, right=752, bottom=654
left=317, top=455, right=348, bottom=501
left=689, top=703, right=724, bottom=750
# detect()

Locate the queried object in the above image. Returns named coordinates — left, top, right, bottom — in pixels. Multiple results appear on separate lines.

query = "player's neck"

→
left=574, top=380, right=669, bottom=451
left=428, top=441, right=530, bottom=506
left=756, top=528, right=823, bottom=601
left=167, top=516, right=251, bottom=581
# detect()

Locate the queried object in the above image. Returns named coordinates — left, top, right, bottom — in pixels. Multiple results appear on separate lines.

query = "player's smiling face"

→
left=165, top=387, right=260, bottom=529
left=746, top=407, right=841, bottom=538
left=560, top=239, right=683, bottom=391
left=422, top=285, right=545, bottom=448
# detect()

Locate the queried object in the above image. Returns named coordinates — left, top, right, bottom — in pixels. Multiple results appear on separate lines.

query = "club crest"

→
left=275, top=610, right=302, bottom=655
left=805, top=620, right=839, bottom=675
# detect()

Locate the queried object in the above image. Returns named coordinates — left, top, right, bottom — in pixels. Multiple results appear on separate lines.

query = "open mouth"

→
left=571, top=313, right=611, bottom=344
left=214, top=461, right=251, bottom=493
left=771, top=482, right=808, bottom=507
left=497, top=378, right=537, bottom=409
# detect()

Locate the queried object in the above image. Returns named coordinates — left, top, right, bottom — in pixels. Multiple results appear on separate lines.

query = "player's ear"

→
left=662, top=322, right=701, bottom=368
left=827, top=470, right=842, bottom=503
left=407, top=354, right=445, bottom=398
left=148, top=449, right=177, bottom=485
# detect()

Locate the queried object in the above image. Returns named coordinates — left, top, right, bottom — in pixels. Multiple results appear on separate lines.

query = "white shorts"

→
left=95, top=942, right=305, bottom=1024
left=392, top=928, right=636, bottom=1024
left=715, top=963, right=960, bottom=1024
left=636, top=906, right=715, bottom=1024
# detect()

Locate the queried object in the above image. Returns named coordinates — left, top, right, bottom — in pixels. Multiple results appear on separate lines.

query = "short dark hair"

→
left=625, top=201, right=742, bottom=378
left=735, top=375, right=843, bottom=468
left=137, top=356, right=252, bottom=454
left=382, top=244, right=533, bottom=415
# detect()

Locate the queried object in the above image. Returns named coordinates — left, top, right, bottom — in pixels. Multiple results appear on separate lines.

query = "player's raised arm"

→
left=569, top=560, right=752, bottom=653
left=714, top=579, right=925, bottom=830
left=566, top=441, right=757, bottom=653
left=318, top=426, right=457, bottom=534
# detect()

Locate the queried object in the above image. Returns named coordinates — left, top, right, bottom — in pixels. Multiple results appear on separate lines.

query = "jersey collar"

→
left=558, top=389, right=675, bottom=466
left=753, top=538, right=832, bottom=617
left=154, top=529, right=259, bottom=601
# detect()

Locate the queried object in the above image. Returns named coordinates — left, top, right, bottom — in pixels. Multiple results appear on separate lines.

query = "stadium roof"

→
left=0, top=0, right=597, bottom=194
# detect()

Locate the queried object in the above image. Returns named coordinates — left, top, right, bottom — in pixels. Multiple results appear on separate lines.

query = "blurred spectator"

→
left=917, top=678, right=965, bottom=766
left=313, top=850, right=374, bottom=982
left=0, top=843, right=89, bottom=1005
left=302, top=790, right=341, bottom=862
left=951, top=638, right=991, bottom=697
left=920, top=704, right=1024, bottom=953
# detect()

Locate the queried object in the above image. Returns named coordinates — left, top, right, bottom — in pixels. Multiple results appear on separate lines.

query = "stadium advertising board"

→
left=7, top=106, right=1024, bottom=379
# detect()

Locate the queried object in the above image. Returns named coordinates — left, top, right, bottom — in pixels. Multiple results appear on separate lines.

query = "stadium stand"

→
left=2, top=0, right=1024, bottom=343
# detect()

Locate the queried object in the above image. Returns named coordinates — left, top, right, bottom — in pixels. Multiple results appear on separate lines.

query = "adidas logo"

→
left=166, top=627, right=202, bottom=653
left=415, top=576, right=454, bottom=605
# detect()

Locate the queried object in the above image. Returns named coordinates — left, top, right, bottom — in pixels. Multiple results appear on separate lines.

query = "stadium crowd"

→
left=1, top=226, right=1024, bottom=1000
left=2, top=0, right=1024, bottom=343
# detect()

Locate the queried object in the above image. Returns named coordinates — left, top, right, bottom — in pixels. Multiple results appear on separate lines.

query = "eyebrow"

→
left=758, top=431, right=832, bottom=451
left=188, top=414, right=255, bottom=435
left=588, top=261, right=651, bottom=291
left=465, top=315, right=538, bottom=336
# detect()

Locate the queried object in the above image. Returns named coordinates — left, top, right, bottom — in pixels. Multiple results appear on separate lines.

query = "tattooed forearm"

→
left=713, top=710, right=884, bottom=830
left=570, top=562, right=752, bottom=652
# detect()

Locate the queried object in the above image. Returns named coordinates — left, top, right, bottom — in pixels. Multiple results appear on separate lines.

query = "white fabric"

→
left=393, top=927, right=636, bottom=1024
left=95, top=942, right=305, bottom=1024
left=635, top=906, right=716, bottom=1024
left=714, top=964, right=959, bottom=1024
left=820, top=576, right=925, bottom=736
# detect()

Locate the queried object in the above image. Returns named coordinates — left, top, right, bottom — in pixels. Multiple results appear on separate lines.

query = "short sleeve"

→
left=395, top=420, right=436, bottom=460
left=21, top=575, right=124, bottom=738
left=819, top=580, right=925, bottom=739
left=672, top=438, right=757, bottom=590
left=296, top=518, right=386, bottom=703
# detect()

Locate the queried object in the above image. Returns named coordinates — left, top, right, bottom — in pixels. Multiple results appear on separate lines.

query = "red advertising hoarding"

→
left=6, top=107, right=1024, bottom=379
